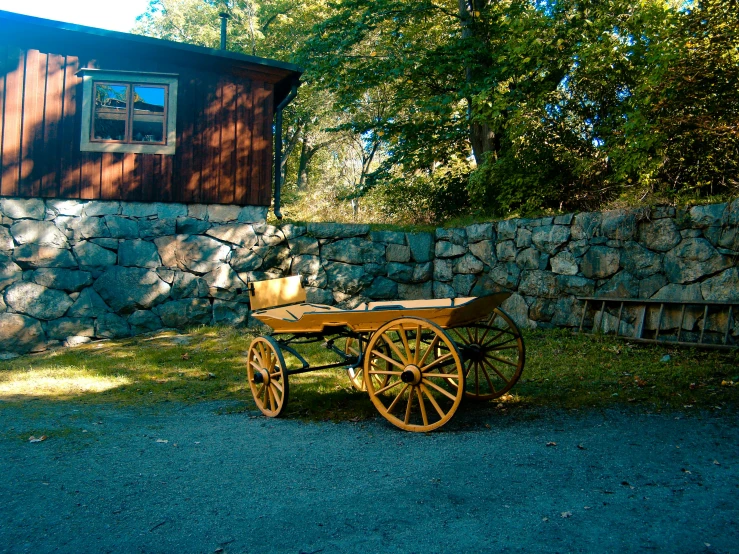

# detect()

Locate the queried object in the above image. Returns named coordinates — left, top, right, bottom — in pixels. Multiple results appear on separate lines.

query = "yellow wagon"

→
left=247, top=275, right=525, bottom=432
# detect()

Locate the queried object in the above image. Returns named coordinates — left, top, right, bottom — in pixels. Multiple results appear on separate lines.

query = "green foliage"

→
left=135, top=0, right=739, bottom=224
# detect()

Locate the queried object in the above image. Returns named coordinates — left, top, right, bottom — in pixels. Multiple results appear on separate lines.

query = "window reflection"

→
left=93, top=84, right=128, bottom=141
left=132, top=86, right=166, bottom=143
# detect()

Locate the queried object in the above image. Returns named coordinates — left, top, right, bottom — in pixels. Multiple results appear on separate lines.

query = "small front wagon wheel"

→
left=247, top=336, right=289, bottom=417
left=365, top=317, right=464, bottom=432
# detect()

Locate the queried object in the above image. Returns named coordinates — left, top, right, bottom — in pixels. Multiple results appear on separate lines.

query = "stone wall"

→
left=1, top=197, right=737, bottom=358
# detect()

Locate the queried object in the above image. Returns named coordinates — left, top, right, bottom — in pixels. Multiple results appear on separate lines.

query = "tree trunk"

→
left=296, top=137, right=312, bottom=190
left=459, top=0, right=496, bottom=164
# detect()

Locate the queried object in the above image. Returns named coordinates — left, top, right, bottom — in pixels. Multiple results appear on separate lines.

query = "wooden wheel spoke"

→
left=419, top=384, right=447, bottom=419
left=481, top=329, right=507, bottom=347
left=371, top=349, right=405, bottom=370
left=423, top=372, right=459, bottom=379
left=482, top=357, right=512, bottom=383
left=249, top=360, right=263, bottom=371
left=414, top=325, right=422, bottom=364
left=382, top=333, right=409, bottom=365
left=422, top=378, right=458, bottom=402
left=374, top=380, right=403, bottom=395
left=267, top=385, right=276, bottom=411
left=368, top=369, right=403, bottom=376
left=416, top=388, right=429, bottom=427
left=474, top=361, right=480, bottom=395
left=386, top=384, right=410, bottom=414
left=399, top=326, right=413, bottom=364
left=255, top=383, right=265, bottom=400
left=404, top=391, right=414, bottom=425
left=486, top=354, right=519, bottom=368
left=421, top=352, right=453, bottom=373
left=418, top=335, right=439, bottom=368
left=271, top=379, right=284, bottom=393
left=480, top=361, right=496, bottom=392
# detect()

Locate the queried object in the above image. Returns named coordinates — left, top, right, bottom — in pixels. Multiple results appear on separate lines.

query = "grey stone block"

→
left=322, top=238, right=385, bottom=265
left=454, top=253, right=484, bottom=275
left=0, top=198, right=45, bottom=220
left=73, top=241, right=117, bottom=269
left=44, top=318, right=95, bottom=340
left=176, top=217, right=211, bottom=235
left=452, top=274, right=476, bottom=296
left=638, top=218, right=681, bottom=252
left=465, top=222, right=494, bottom=243
left=324, top=262, right=373, bottom=295
left=307, top=222, right=369, bottom=238
left=31, top=268, right=93, bottom=292
left=496, top=220, right=518, bottom=241
left=596, top=271, right=640, bottom=298
left=468, top=240, right=495, bottom=267
left=435, top=241, right=467, bottom=259
left=435, top=228, right=466, bottom=245
left=66, top=287, right=111, bottom=318
left=518, top=270, right=559, bottom=299
left=4, top=282, right=74, bottom=320
left=155, top=298, right=212, bottom=328
left=288, top=236, right=320, bottom=256
left=206, top=223, right=258, bottom=248
left=0, top=313, right=46, bottom=354
left=118, top=240, right=161, bottom=268
left=580, top=246, right=620, bottom=279
left=365, top=276, right=398, bottom=299
left=207, top=204, right=241, bottom=223
left=370, top=230, right=405, bottom=244
left=84, top=201, right=120, bottom=216
left=663, top=238, right=731, bottom=284
left=11, top=220, right=69, bottom=248
left=95, top=312, right=131, bottom=338
left=93, top=267, right=171, bottom=313
left=531, top=225, right=571, bottom=255
left=139, top=218, right=176, bottom=239
left=155, top=203, right=188, bottom=220
left=398, top=282, right=432, bottom=300
left=406, top=232, right=434, bottom=263
left=128, top=310, right=163, bottom=335
left=121, top=202, right=158, bottom=218
left=212, top=300, right=250, bottom=326
left=104, top=216, right=139, bottom=239
left=689, top=203, right=726, bottom=228
left=550, top=252, right=578, bottom=275
left=386, top=244, right=411, bottom=263
left=495, top=240, right=517, bottom=262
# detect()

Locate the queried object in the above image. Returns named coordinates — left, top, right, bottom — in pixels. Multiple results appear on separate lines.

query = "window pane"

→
left=131, top=85, right=166, bottom=143
left=93, top=84, right=128, bottom=141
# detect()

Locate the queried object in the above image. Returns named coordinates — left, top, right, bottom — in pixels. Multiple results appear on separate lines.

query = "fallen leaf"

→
left=577, top=444, right=586, bottom=450
left=682, top=468, right=691, bottom=474
left=156, top=439, right=169, bottom=444
left=181, top=353, right=190, bottom=360
left=542, top=517, right=549, bottom=522
left=713, top=460, right=720, bottom=466
left=561, top=511, right=572, bottom=518
left=583, top=506, right=591, bottom=510
left=28, top=435, right=47, bottom=443
left=546, top=442, right=557, bottom=447
left=207, top=372, right=216, bottom=379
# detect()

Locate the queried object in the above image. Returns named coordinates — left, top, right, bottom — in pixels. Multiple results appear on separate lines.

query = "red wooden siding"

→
left=0, top=36, right=283, bottom=206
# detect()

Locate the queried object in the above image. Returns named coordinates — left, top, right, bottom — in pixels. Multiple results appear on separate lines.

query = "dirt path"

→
left=1, top=402, right=737, bottom=553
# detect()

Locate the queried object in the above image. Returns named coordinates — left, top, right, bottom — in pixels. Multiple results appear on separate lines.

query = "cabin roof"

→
left=0, top=9, right=303, bottom=78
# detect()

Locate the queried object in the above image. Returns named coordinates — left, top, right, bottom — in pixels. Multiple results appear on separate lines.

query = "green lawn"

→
left=1, top=326, right=737, bottom=420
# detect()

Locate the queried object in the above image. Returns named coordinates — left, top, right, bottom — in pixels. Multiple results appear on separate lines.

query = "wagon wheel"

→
left=247, top=336, right=289, bottom=417
left=365, top=317, right=464, bottom=432
left=345, top=336, right=390, bottom=392
left=449, top=308, right=525, bottom=400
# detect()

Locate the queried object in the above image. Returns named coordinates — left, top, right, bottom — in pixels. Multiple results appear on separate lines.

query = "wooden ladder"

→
left=577, top=297, right=738, bottom=350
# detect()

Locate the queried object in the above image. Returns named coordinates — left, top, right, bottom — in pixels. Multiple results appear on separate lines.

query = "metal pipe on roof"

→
left=273, top=81, right=300, bottom=220
left=219, top=12, right=230, bottom=50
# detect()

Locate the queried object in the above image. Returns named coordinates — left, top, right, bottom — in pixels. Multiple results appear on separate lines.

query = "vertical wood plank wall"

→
left=0, top=39, right=276, bottom=206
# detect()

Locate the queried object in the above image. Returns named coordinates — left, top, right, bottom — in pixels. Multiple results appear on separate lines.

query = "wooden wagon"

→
left=246, top=276, right=525, bottom=432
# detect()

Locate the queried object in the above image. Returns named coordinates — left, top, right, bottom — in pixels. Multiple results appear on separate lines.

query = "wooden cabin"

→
left=0, top=10, right=302, bottom=207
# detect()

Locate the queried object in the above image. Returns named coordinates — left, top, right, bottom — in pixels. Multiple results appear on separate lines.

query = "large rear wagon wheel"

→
left=247, top=336, right=289, bottom=417
left=450, top=308, right=525, bottom=400
left=365, top=317, right=464, bottom=432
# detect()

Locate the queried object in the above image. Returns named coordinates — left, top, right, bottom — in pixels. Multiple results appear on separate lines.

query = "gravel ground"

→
left=1, top=402, right=737, bottom=554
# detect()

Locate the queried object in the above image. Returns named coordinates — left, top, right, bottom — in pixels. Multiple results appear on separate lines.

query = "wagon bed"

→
left=245, top=276, right=525, bottom=432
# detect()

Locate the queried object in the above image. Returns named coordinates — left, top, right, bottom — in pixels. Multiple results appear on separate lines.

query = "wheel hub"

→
left=252, top=368, right=271, bottom=385
left=465, top=343, right=483, bottom=362
left=401, top=364, right=422, bottom=385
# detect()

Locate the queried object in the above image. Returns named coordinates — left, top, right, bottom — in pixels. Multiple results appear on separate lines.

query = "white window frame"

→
left=77, top=69, right=178, bottom=155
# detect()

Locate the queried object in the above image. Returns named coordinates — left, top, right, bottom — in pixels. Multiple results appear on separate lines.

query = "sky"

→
left=0, top=0, right=152, bottom=33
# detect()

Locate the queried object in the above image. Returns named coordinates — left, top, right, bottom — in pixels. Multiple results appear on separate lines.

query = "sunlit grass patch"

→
left=0, top=366, right=132, bottom=400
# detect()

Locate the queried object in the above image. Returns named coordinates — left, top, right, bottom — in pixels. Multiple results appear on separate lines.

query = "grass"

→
left=0, top=326, right=737, bottom=420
